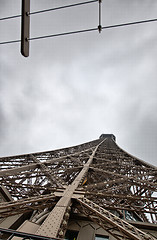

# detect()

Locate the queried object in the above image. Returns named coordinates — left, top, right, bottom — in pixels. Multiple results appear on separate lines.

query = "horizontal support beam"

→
left=0, top=227, right=60, bottom=240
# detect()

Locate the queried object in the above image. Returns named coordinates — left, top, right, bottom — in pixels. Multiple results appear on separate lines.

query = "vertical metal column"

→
left=21, top=0, right=30, bottom=57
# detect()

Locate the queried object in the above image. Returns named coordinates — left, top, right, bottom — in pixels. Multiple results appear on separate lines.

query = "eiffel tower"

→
left=0, top=134, right=156, bottom=240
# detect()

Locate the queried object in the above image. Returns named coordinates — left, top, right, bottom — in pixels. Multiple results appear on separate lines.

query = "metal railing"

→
left=0, top=227, right=60, bottom=240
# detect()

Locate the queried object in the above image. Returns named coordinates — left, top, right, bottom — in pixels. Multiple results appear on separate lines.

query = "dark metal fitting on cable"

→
left=98, top=25, right=102, bottom=33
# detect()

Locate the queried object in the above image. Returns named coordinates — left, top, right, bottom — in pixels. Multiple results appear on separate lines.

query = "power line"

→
left=29, top=27, right=98, bottom=41
left=102, top=17, right=157, bottom=30
left=22, top=17, right=157, bottom=41
left=0, top=28, right=97, bottom=45
left=0, top=0, right=98, bottom=21
left=1, top=17, right=157, bottom=45
left=30, top=0, right=98, bottom=16
left=0, top=14, right=21, bottom=21
left=0, top=39, right=21, bottom=45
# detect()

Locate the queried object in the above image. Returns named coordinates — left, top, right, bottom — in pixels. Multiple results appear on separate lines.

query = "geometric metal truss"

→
left=0, top=134, right=156, bottom=239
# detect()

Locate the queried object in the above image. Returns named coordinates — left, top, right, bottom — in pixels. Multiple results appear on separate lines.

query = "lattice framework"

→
left=0, top=135, right=156, bottom=239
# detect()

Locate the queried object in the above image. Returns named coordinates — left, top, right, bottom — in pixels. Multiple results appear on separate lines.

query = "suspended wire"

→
left=29, top=0, right=98, bottom=16
left=25, top=17, right=157, bottom=41
left=1, top=17, right=157, bottom=45
left=0, top=14, right=21, bottom=21
left=0, top=39, right=21, bottom=45
left=0, top=0, right=98, bottom=21
left=102, top=17, right=157, bottom=30
left=29, top=27, right=98, bottom=41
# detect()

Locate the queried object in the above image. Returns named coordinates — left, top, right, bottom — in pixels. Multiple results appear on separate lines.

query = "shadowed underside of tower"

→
left=0, top=134, right=156, bottom=240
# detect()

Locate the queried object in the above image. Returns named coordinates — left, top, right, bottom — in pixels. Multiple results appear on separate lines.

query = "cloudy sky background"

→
left=0, top=0, right=157, bottom=166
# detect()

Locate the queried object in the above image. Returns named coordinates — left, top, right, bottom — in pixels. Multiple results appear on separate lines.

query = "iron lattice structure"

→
left=0, top=134, right=156, bottom=239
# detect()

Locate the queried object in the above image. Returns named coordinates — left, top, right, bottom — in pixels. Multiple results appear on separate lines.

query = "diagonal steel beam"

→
left=30, top=155, right=64, bottom=188
left=77, top=198, right=155, bottom=240
left=35, top=140, right=105, bottom=238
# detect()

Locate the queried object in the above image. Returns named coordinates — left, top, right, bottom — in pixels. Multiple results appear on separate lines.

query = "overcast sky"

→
left=0, top=0, right=157, bottom=166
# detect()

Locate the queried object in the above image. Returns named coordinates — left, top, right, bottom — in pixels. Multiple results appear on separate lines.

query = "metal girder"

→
left=0, top=227, right=61, bottom=240
left=76, top=198, right=155, bottom=240
left=85, top=191, right=157, bottom=212
left=0, top=193, right=57, bottom=218
left=84, top=177, right=127, bottom=190
left=35, top=141, right=104, bottom=238
left=31, top=155, right=64, bottom=188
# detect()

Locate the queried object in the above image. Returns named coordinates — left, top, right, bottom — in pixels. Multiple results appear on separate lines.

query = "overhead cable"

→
left=102, top=17, right=157, bottom=30
left=0, top=0, right=98, bottom=21
left=0, top=39, right=21, bottom=45
left=0, top=14, right=21, bottom=21
left=30, top=0, right=98, bottom=16
left=21, top=17, right=157, bottom=41
left=1, top=17, right=157, bottom=45
left=29, top=27, right=98, bottom=41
